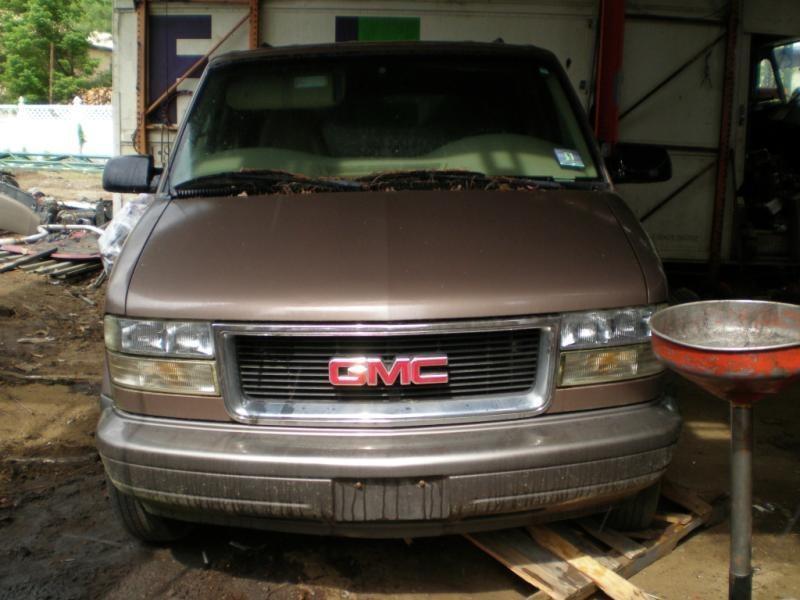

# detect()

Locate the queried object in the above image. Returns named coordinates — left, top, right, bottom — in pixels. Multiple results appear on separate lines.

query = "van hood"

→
left=123, top=190, right=658, bottom=321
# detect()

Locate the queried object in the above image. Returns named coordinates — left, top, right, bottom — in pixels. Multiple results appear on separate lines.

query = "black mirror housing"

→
left=103, top=155, right=155, bottom=193
left=606, top=143, right=672, bottom=184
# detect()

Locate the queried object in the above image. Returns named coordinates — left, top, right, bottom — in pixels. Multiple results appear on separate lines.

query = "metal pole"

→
left=593, top=0, right=626, bottom=145
left=135, top=0, right=148, bottom=154
left=709, top=0, right=740, bottom=283
left=249, top=0, right=261, bottom=49
left=729, top=404, right=753, bottom=600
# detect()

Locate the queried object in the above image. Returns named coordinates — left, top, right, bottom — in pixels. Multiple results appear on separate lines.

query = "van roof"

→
left=210, top=40, right=559, bottom=69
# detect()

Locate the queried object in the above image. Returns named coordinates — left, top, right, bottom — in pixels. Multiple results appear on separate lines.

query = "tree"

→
left=0, top=0, right=100, bottom=103
left=78, top=0, right=112, bottom=35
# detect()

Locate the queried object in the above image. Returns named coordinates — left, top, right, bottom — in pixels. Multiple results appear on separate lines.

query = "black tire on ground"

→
left=106, top=477, right=191, bottom=543
left=604, top=480, right=661, bottom=531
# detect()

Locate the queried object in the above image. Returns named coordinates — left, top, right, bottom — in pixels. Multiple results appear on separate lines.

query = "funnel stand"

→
left=730, top=404, right=753, bottom=600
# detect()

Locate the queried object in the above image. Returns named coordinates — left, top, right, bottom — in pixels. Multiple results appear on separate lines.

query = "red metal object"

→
left=649, top=300, right=800, bottom=403
left=594, top=0, right=626, bottom=145
left=1, top=229, right=101, bottom=261
left=651, top=336, right=800, bottom=404
left=650, top=300, right=800, bottom=600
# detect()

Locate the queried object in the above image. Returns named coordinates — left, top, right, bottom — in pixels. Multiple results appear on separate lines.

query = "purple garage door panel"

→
left=148, top=15, right=212, bottom=124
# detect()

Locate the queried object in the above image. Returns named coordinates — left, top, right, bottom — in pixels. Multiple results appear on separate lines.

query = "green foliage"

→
left=86, top=67, right=112, bottom=89
left=0, top=0, right=109, bottom=103
left=79, top=0, right=112, bottom=35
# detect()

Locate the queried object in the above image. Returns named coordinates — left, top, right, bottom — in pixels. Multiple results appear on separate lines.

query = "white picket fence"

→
left=0, top=103, right=113, bottom=156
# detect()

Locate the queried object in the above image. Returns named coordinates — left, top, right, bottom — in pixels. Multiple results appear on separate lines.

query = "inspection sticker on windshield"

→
left=294, top=75, right=329, bottom=89
left=554, top=148, right=585, bottom=170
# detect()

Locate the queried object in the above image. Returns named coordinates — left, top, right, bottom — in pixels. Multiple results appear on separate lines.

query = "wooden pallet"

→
left=465, top=481, right=716, bottom=600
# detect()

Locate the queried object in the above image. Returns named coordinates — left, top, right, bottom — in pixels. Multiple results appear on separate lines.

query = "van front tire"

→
left=106, top=477, right=191, bottom=543
left=605, top=480, right=661, bottom=531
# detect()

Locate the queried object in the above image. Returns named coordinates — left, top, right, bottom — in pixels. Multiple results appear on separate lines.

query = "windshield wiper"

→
left=501, top=175, right=608, bottom=191
left=358, top=170, right=489, bottom=190
left=171, top=170, right=363, bottom=198
left=170, top=168, right=603, bottom=197
left=359, top=170, right=566, bottom=191
left=489, top=175, right=563, bottom=189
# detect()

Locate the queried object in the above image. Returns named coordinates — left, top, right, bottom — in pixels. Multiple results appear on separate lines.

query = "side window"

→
left=774, top=41, right=800, bottom=98
left=755, top=58, right=779, bottom=101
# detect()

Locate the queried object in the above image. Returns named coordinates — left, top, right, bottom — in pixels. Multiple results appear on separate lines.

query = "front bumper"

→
left=97, top=397, right=680, bottom=537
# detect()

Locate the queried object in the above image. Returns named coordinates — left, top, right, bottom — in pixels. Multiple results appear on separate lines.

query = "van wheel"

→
left=106, top=478, right=191, bottom=543
left=604, top=481, right=661, bottom=531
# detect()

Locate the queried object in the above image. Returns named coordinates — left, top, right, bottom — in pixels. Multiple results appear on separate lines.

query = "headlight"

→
left=105, top=316, right=217, bottom=395
left=107, top=352, right=219, bottom=395
left=104, top=316, right=214, bottom=357
left=559, top=344, right=663, bottom=387
left=560, top=305, right=662, bottom=350
left=559, top=305, right=665, bottom=386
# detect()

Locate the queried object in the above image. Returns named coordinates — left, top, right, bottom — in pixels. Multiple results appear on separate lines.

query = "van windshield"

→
left=168, top=54, right=599, bottom=190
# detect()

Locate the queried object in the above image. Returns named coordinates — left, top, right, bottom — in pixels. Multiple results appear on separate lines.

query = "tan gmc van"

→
left=98, top=42, right=680, bottom=541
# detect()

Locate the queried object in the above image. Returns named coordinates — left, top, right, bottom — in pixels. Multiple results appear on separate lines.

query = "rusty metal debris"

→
left=0, top=177, right=110, bottom=281
left=0, top=224, right=105, bottom=281
left=0, top=247, right=56, bottom=273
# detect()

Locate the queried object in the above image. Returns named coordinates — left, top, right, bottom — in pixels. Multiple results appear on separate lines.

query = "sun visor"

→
left=226, top=73, right=339, bottom=110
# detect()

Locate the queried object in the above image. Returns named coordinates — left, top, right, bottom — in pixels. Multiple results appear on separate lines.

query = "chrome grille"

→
left=234, top=329, right=541, bottom=402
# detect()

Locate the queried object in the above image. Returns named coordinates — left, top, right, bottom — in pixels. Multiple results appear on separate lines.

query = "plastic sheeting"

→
left=97, top=194, right=153, bottom=273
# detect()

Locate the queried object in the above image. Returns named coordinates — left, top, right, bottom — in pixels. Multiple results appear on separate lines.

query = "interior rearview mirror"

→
left=103, top=155, right=156, bottom=193
left=605, top=143, right=672, bottom=184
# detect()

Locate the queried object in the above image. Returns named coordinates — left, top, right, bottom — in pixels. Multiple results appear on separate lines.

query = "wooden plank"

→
left=661, top=480, right=713, bottom=520
left=527, top=526, right=650, bottom=600
left=652, top=511, right=693, bottom=525
left=577, top=518, right=647, bottom=560
left=620, top=515, right=708, bottom=576
left=550, top=524, right=620, bottom=571
left=466, top=530, right=592, bottom=600
left=623, top=529, right=663, bottom=540
left=526, top=512, right=708, bottom=600
left=52, top=263, right=101, bottom=279
left=20, top=259, right=58, bottom=272
left=477, top=484, right=716, bottom=600
left=0, top=247, right=56, bottom=273
left=35, top=261, right=72, bottom=275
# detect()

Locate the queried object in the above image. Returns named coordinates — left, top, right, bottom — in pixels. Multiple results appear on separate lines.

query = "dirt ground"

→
left=1, top=171, right=799, bottom=600
left=10, top=170, right=110, bottom=204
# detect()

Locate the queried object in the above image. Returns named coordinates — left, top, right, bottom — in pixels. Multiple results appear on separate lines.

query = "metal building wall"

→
left=113, top=0, right=601, bottom=161
left=112, top=0, right=800, bottom=262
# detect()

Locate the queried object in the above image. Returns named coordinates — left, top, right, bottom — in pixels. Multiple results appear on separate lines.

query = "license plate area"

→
left=333, top=478, right=449, bottom=521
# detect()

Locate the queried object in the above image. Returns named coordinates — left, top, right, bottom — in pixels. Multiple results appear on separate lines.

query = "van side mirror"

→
left=605, top=143, right=672, bottom=184
left=103, top=155, right=156, bottom=193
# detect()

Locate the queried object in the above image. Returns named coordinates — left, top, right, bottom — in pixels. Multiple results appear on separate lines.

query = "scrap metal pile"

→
left=0, top=171, right=111, bottom=282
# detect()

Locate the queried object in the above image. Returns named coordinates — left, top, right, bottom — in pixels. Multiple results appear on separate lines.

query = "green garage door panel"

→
left=335, top=16, right=420, bottom=42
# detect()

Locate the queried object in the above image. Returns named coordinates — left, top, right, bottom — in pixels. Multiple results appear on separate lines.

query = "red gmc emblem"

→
left=328, top=356, right=448, bottom=386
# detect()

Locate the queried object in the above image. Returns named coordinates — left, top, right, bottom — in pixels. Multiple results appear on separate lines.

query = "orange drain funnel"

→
left=650, top=300, right=800, bottom=600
